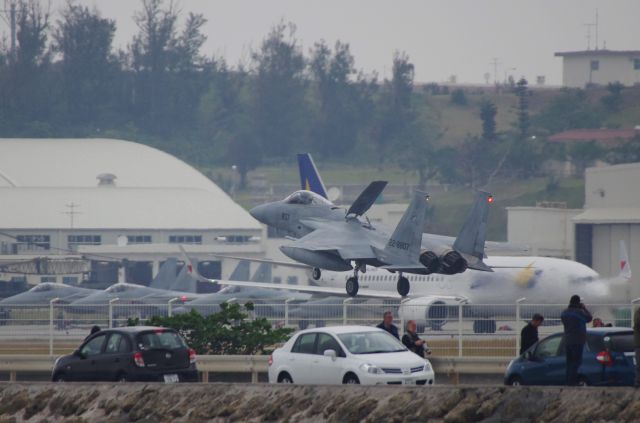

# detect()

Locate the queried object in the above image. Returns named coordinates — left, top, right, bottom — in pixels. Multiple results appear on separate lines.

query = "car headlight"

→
left=423, top=361, right=432, bottom=372
left=360, top=363, right=383, bottom=374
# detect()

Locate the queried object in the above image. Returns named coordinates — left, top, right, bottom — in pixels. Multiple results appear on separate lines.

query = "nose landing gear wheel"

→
left=312, top=267, right=322, bottom=280
left=346, top=277, right=359, bottom=297
left=397, top=276, right=410, bottom=296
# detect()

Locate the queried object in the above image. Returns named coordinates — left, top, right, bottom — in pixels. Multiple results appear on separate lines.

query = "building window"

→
left=127, top=235, right=152, bottom=244
left=169, top=235, right=202, bottom=244
left=63, top=276, right=78, bottom=285
left=590, top=60, right=599, bottom=71
left=216, top=235, right=253, bottom=243
left=68, top=235, right=101, bottom=251
left=40, top=276, right=56, bottom=283
left=634, top=59, right=640, bottom=70
left=16, top=235, right=50, bottom=252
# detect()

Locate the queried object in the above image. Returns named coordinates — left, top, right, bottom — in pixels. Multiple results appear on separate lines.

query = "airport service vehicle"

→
left=52, top=326, right=197, bottom=382
left=268, top=326, right=434, bottom=385
left=504, top=327, right=636, bottom=386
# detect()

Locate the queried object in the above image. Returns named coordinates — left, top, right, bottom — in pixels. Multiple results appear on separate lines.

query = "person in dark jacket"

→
left=633, top=306, right=640, bottom=387
left=402, top=320, right=431, bottom=357
left=561, top=294, right=592, bottom=385
left=520, top=314, right=544, bottom=354
left=376, top=311, right=399, bottom=339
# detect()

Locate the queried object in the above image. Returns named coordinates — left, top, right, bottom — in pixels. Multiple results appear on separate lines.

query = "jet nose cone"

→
left=249, top=204, right=269, bottom=223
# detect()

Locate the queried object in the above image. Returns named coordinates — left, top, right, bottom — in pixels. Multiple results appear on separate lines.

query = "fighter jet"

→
left=249, top=183, right=493, bottom=296
left=0, top=282, right=97, bottom=305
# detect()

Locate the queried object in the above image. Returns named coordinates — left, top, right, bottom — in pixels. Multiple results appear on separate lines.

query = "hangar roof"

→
left=0, top=139, right=260, bottom=231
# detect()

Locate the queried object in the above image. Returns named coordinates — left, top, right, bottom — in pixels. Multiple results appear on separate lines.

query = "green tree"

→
left=251, top=22, right=307, bottom=158
left=514, top=78, right=529, bottom=139
left=53, top=3, right=117, bottom=126
left=533, top=88, right=603, bottom=134
left=479, top=99, right=497, bottom=142
left=145, top=303, right=293, bottom=355
left=450, top=88, right=467, bottom=106
left=601, top=82, right=624, bottom=112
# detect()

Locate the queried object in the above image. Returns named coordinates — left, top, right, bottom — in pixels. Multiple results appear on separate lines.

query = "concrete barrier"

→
left=0, top=383, right=639, bottom=422
left=0, top=354, right=512, bottom=383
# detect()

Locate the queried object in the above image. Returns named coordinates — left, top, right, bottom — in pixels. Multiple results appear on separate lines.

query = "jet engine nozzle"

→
left=440, top=250, right=467, bottom=275
left=419, top=251, right=440, bottom=274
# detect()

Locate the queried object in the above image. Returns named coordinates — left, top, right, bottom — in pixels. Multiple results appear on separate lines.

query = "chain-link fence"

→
left=0, top=300, right=635, bottom=357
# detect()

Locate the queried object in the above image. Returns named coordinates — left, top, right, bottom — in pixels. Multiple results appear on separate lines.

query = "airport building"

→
left=0, top=138, right=265, bottom=288
left=555, top=49, right=640, bottom=88
left=508, top=162, right=640, bottom=298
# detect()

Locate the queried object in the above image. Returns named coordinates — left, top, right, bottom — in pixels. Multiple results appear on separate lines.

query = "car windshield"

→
left=337, top=331, right=407, bottom=354
left=136, top=330, right=186, bottom=350
left=283, top=190, right=333, bottom=206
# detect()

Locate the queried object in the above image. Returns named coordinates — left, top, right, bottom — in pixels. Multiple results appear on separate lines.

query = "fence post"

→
left=284, top=298, right=294, bottom=326
left=342, top=298, right=353, bottom=325
left=631, top=298, right=640, bottom=327
left=458, top=301, right=463, bottom=357
left=515, top=297, right=526, bottom=356
left=109, top=298, right=119, bottom=328
left=49, top=297, right=60, bottom=357
left=168, top=297, right=179, bottom=317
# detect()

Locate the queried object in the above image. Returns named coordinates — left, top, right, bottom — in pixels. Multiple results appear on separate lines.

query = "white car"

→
left=268, top=325, right=435, bottom=385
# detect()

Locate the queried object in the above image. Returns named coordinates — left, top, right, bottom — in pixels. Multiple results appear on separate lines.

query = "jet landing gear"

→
left=312, top=267, right=322, bottom=280
left=345, top=263, right=365, bottom=297
left=396, top=275, right=410, bottom=297
left=346, top=277, right=359, bottom=297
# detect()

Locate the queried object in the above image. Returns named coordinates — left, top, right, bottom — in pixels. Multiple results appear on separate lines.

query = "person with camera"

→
left=561, top=294, right=592, bottom=385
left=402, top=320, right=431, bottom=358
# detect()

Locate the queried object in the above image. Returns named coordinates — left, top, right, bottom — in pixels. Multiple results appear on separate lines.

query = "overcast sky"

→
left=30, top=1, right=640, bottom=85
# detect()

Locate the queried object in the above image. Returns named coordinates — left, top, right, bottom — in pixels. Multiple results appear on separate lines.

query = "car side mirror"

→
left=323, top=349, right=337, bottom=361
left=74, top=349, right=85, bottom=359
left=524, top=350, right=533, bottom=360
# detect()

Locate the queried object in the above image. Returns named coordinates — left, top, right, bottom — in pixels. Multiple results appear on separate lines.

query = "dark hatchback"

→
left=52, top=326, right=198, bottom=382
left=505, top=327, right=636, bottom=386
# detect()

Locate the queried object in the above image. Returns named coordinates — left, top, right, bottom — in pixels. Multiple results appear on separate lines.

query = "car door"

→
left=97, top=332, right=130, bottom=381
left=524, top=334, right=565, bottom=385
left=288, top=333, right=317, bottom=384
left=73, top=333, right=108, bottom=381
left=311, top=333, right=345, bottom=384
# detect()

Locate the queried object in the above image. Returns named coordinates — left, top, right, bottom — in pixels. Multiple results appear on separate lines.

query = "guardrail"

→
left=0, top=354, right=511, bottom=383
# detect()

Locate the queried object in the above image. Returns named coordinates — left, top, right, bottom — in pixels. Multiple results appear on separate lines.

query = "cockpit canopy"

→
left=105, top=283, right=133, bottom=293
left=31, top=283, right=55, bottom=292
left=283, top=190, right=333, bottom=206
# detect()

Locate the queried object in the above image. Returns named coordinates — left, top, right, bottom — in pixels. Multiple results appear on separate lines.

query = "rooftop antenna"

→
left=595, top=9, right=599, bottom=50
left=583, top=22, right=596, bottom=50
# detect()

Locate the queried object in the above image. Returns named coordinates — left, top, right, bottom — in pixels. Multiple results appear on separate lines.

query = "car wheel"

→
left=278, top=372, right=293, bottom=384
left=577, top=376, right=590, bottom=387
left=53, top=373, right=66, bottom=382
left=343, top=373, right=360, bottom=385
left=507, top=375, right=523, bottom=386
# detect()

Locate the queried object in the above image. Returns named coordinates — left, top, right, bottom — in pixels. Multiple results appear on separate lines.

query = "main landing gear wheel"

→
left=312, top=267, right=322, bottom=280
left=346, top=277, right=359, bottom=297
left=397, top=276, right=410, bottom=296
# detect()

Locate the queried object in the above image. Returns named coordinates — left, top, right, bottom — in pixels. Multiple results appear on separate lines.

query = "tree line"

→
left=1, top=0, right=637, bottom=189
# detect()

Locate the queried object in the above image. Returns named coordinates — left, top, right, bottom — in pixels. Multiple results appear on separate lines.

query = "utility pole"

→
left=489, top=57, right=501, bottom=86
left=584, top=22, right=596, bottom=50
left=63, top=203, right=81, bottom=229
left=595, top=9, right=599, bottom=50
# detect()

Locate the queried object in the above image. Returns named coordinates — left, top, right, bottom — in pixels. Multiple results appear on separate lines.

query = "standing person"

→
left=402, top=320, right=430, bottom=357
left=633, top=306, right=640, bottom=388
left=561, top=295, right=592, bottom=385
left=376, top=311, right=399, bottom=339
left=520, top=314, right=544, bottom=354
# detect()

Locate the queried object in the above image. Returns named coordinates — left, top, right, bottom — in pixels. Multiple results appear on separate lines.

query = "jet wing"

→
left=346, top=181, right=388, bottom=217
left=286, top=224, right=377, bottom=260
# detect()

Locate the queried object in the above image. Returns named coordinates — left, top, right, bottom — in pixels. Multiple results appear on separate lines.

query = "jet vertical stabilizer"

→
left=251, top=262, right=272, bottom=283
left=376, top=190, right=429, bottom=269
left=149, top=258, right=178, bottom=290
left=297, top=153, right=328, bottom=199
left=170, top=258, right=198, bottom=293
left=619, top=240, right=632, bottom=281
left=229, top=260, right=251, bottom=281
left=453, top=191, right=493, bottom=272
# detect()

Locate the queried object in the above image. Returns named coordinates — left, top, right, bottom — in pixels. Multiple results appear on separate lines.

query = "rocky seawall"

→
left=0, top=383, right=639, bottom=422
